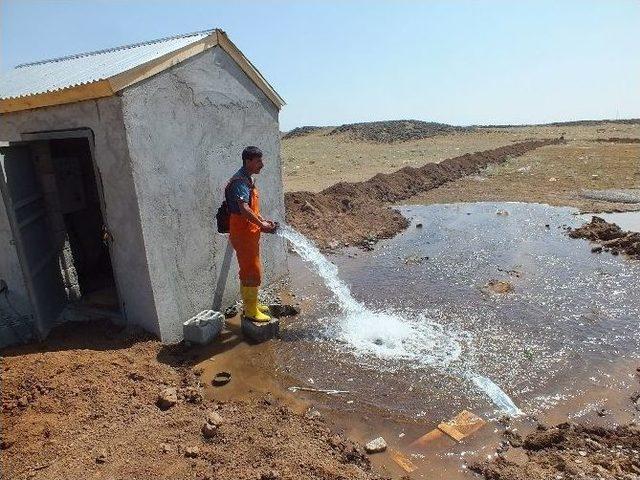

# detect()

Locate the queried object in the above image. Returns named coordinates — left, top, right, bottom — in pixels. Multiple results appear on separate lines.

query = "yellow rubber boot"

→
left=257, top=302, right=271, bottom=314
left=241, top=286, right=271, bottom=322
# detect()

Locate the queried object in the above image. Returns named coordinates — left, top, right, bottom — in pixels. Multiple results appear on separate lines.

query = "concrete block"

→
left=183, top=310, right=224, bottom=345
left=241, top=316, right=280, bottom=343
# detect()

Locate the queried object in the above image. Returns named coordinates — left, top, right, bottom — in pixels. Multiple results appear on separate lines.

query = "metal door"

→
left=0, top=144, right=66, bottom=338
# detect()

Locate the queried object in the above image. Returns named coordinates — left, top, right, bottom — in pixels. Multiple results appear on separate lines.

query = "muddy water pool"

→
left=276, top=202, right=640, bottom=422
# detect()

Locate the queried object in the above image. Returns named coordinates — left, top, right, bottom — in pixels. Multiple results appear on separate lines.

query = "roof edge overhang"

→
left=0, top=29, right=285, bottom=114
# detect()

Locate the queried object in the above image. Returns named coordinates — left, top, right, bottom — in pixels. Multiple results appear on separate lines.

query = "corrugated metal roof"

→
left=0, top=29, right=214, bottom=99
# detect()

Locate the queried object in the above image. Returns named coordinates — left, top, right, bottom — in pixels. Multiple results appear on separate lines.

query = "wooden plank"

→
left=390, top=449, right=418, bottom=473
left=0, top=81, right=114, bottom=114
left=437, top=410, right=486, bottom=442
left=409, top=427, right=445, bottom=449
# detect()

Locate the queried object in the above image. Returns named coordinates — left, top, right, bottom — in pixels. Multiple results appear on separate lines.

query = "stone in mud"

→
left=523, top=428, right=564, bottom=450
left=501, top=447, right=529, bottom=466
left=223, top=304, right=238, bottom=318
left=483, top=280, right=514, bottom=294
left=184, top=446, right=199, bottom=458
left=241, top=316, right=280, bottom=343
left=156, top=387, right=178, bottom=410
left=268, top=304, right=301, bottom=318
left=504, top=429, right=524, bottom=448
left=182, top=386, right=203, bottom=404
left=206, top=411, right=224, bottom=427
left=95, top=450, right=108, bottom=464
left=201, top=422, right=218, bottom=438
left=365, top=436, right=387, bottom=454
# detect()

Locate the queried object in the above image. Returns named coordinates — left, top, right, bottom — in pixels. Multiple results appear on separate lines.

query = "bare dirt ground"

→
left=282, top=121, right=640, bottom=250
left=285, top=139, right=561, bottom=249
left=470, top=420, right=640, bottom=480
left=409, top=140, right=640, bottom=213
left=0, top=320, right=384, bottom=480
left=3, top=120, right=639, bottom=480
left=282, top=122, right=640, bottom=193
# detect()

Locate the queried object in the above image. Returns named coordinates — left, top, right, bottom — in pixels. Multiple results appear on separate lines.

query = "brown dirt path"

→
left=0, top=320, right=385, bottom=480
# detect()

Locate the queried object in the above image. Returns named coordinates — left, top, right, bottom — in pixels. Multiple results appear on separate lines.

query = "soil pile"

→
left=470, top=422, right=640, bottom=480
left=282, top=126, right=324, bottom=140
left=593, top=137, right=640, bottom=143
left=484, top=118, right=640, bottom=128
left=0, top=321, right=385, bottom=480
left=329, top=120, right=472, bottom=143
left=568, top=216, right=640, bottom=259
left=285, top=139, right=562, bottom=249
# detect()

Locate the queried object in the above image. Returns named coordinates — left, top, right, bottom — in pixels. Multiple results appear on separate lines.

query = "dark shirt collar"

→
left=239, top=166, right=252, bottom=179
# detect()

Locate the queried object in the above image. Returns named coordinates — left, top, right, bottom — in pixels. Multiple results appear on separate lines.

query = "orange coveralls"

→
left=229, top=186, right=262, bottom=287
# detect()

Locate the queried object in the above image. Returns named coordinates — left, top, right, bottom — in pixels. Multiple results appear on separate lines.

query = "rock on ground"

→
left=364, top=437, right=387, bottom=454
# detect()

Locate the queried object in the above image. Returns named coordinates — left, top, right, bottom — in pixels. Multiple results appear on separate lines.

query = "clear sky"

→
left=2, top=0, right=639, bottom=130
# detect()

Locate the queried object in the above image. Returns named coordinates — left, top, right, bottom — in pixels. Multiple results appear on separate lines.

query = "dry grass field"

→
left=282, top=122, right=640, bottom=207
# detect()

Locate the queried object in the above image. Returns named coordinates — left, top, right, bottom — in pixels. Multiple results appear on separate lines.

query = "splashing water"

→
left=278, top=224, right=522, bottom=416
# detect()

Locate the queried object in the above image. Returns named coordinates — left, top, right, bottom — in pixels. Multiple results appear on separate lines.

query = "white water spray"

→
left=278, top=224, right=522, bottom=416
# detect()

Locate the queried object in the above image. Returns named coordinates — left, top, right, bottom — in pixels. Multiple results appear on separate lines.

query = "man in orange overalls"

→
left=226, top=146, right=278, bottom=322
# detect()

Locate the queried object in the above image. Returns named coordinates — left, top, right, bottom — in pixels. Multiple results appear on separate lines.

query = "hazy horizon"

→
left=2, top=0, right=639, bottom=131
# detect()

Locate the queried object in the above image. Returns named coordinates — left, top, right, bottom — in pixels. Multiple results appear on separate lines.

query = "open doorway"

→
left=0, top=133, right=121, bottom=338
left=47, top=138, right=119, bottom=315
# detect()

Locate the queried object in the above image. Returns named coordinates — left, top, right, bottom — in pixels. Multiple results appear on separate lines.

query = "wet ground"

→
left=277, top=203, right=640, bottom=425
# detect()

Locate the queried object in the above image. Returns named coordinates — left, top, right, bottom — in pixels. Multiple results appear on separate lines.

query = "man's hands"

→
left=239, top=201, right=278, bottom=233
left=260, top=220, right=279, bottom=234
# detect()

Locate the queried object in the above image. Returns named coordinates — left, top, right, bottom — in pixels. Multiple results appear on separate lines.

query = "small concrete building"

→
left=0, top=29, right=287, bottom=347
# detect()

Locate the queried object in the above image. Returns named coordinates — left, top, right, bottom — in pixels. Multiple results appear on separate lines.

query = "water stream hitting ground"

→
left=276, top=203, right=640, bottom=422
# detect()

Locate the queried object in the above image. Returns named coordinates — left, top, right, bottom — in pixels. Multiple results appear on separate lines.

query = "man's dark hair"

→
left=242, top=146, right=263, bottom=165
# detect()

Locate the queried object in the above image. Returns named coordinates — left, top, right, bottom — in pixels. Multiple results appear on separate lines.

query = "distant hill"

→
left=281, top=118, right=640, bottom=142
left=328, top=120, right=472, bottom=143
left=282, top=126, right=324, bottom=139
left=480, top=118, right=640, bottom=128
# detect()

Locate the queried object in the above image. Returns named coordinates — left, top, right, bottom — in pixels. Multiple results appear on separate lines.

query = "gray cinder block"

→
left=241, top=316, right=279, bottom=343
left=183, top=310, right=224, bottom=345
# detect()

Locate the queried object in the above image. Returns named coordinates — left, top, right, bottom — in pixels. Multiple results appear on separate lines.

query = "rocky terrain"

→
left=471, top=419, right=640, bottom=480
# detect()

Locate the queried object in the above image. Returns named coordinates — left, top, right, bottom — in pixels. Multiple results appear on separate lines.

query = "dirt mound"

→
left=285, top=139, right=562, bottom=249
left=328, top=120, right=472, bottom=143
left=483, top=118, right=640, bottom=128
left=568, top=216, right=640, bottom=259
left=470, top=422, right=640, bottom=480
left=282, top=126, right=324, bottom=139
left=0, top=321, right=384, bottom=480
left=593, top=137, right=640, bottom=143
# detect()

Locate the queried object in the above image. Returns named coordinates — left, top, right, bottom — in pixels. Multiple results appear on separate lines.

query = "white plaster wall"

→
left=121, top=46, right=287, bottom=342
left=0, top=98, right=160, bottom=337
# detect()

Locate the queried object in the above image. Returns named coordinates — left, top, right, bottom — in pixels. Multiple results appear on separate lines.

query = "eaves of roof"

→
left=0, top=29, right=285, bottom=114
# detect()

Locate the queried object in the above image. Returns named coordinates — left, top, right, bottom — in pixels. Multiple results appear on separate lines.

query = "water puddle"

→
left=277, top=203, right=640, bottom=423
